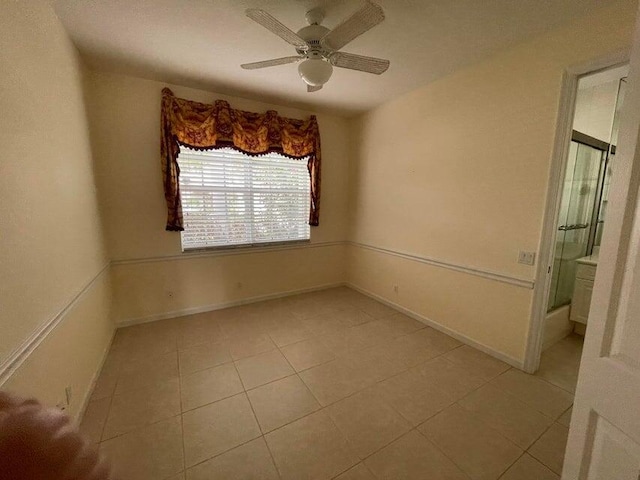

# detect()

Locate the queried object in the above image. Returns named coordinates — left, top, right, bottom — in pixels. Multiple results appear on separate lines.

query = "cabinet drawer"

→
left=576, top=263, right=597, bottom=281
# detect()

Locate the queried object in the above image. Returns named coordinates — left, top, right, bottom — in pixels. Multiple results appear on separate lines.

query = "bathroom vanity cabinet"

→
left=570, top=255, right=598, bottom=324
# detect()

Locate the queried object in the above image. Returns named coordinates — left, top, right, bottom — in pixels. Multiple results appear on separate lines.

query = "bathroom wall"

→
left=574, top=65, right=628, bottom=142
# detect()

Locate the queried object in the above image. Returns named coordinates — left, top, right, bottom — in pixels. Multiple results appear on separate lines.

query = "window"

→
left=178, top=147, right=311, bottom=250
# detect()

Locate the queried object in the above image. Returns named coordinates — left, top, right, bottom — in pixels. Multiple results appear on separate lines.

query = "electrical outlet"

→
left=518, top=251, right=536, bottom=266
left=56, top=386, right=72, bottom=411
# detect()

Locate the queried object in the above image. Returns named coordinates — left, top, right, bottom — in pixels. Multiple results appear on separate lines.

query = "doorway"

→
left=526, top=63, right=628, bottom=384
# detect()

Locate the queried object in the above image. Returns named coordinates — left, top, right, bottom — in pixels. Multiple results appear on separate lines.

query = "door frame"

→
left=522, top=50, right=631, bottom=374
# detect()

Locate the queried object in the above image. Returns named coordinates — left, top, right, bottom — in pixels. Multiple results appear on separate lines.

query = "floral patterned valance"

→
left=160, top=87, right=321, bottom=231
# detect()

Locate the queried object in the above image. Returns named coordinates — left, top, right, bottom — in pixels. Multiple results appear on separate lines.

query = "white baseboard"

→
left=116, top=282, right=346, bottom=328
left=346, top=282, right=525, bottom=370
left=116, top=279, right=524, bottom=370
left=75, top=327, right=116, bottom=422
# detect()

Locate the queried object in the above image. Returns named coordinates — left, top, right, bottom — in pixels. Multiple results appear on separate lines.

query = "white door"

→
left=562, top=4, right=640, bottom=478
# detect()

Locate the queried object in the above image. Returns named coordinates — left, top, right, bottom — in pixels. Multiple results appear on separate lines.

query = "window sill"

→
left=182, top=238, right=311, bottom=254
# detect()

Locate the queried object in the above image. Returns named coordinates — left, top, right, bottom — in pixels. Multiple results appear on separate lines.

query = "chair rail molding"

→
left=0, top=263, right=111, bottom=386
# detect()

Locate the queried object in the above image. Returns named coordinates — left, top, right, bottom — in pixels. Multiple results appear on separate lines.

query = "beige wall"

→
left=347, top=0, right=637, bottom=364
left=112, top=245, right=344, bottom=323
left=348, top=247, right=533, bottom=362
left=85, top=72, right=350, bottom=324
left=0, top=1, right=114, bottom=417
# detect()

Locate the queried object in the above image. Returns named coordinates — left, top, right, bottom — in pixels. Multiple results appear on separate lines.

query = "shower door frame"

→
left=523, top=52, right=630, bottom=374
left=571, top=131, right=611, bottom=258
left=547, top=132, right=610, bottom=312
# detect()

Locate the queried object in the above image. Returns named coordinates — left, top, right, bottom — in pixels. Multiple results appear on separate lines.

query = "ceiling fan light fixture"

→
left=298, top=58, right=333, bottom=87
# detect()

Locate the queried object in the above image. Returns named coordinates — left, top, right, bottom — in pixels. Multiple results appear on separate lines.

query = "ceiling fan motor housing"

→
left=296, top=24, right=331, bottom=56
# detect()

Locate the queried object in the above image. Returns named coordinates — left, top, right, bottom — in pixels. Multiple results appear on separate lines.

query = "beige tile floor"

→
left=537, top=333, right=584, bottom=394
left=80, top=287, right=582, bottom=480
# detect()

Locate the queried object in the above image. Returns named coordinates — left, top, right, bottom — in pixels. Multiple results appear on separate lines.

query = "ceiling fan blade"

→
left=241, top=56, right=303, bottom=70
left=330, top=52, right=389, bottom=74
left=321, top=1, right=385, bottom=51
left=245, top=9, right=308, bottom=49
left=307, top=84, right=323, bottom=93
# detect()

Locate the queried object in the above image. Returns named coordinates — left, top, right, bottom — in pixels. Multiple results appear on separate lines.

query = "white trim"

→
left=113, top=240, right=534, bottom=291
left=524, top=70, right=579, bottom=373
left=541, top=304, right=573, bottom=351
left=112, top=240, right=345, bottom=266
left=563, top=20, right=640, bottom=475
left=0, top=263, right=111, bottom=386
left=118, top=277, right=523, bottom=369
left=346, top=282, right=524, bottom=369
left=348, top=241, right=534, bottom=289
left=524, top=51, right=631, bottom=374
left=75, top=328, right=116, bottom=422
left=116, top=281, right=345, bottom=327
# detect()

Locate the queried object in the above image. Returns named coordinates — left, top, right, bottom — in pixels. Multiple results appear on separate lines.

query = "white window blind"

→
left=178, top=147, right=311, bottom=250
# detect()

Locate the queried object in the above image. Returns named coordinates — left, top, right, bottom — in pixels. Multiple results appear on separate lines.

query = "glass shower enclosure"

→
left=547, top=78, right=626, bottom=311
left=548, top=139, right=607, bottom=310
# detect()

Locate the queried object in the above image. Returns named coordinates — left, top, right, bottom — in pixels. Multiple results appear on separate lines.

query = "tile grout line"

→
left=178, top=361, right=267, bottom=472
left=283, top=337, right=468, bottom=424
left=400, top=365, right=520, bottom=479
left=412, top=427, right=475, bottom=480
left=524, top=420, right=568, bottom=475
left=451, top=375, right=569, bottom=479
left=96, top=350, right=124, bottom=444
left=261, top=428, right=284, bottom=480
left=496, top=451, right=528, bottom=480
left=488, top=378, right=574, bottom=422
left=176, top=338, right=188, bottom=478
left=414, top=376, right=523, bottom=479
left=182, top=431, right=269, bottom=473
left=401, top=360, right=560, bottom=478
left=261, top=319, right=320, bottom=478
left=96, top=384, right=117, bottom=445
left=213, top=356, right=282, bottom=478
left=230, top=357, right=283, bottom=477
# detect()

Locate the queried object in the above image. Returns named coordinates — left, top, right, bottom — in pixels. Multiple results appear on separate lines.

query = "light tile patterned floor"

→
left=537, top=333, right=584, bottom=394
left=81, top=287, right=582, bottom=480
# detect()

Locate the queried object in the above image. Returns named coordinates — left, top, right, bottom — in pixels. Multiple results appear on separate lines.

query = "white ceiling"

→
left=53, top=0, right=606, bottom=117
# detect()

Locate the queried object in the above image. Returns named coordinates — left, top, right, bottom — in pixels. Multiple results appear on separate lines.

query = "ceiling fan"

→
left=241, top=1, right=390, bottom=92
